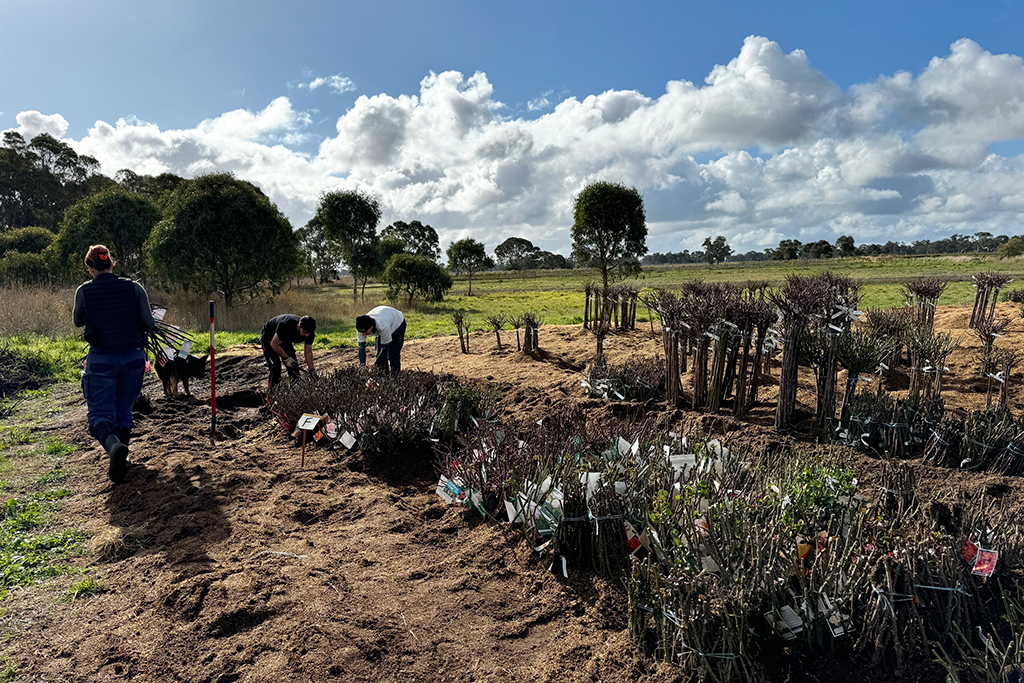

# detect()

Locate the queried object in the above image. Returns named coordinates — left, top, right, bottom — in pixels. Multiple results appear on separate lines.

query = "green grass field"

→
left=4, top=253, right=1024, bottom=371
left=296, top=253, right=1024, bottom=349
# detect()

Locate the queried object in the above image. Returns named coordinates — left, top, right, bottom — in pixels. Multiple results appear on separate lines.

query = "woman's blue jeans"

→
left=82, top=348, right=146, bottom=438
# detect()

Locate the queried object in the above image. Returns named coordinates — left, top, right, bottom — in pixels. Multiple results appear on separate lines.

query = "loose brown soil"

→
left=5, top=303, right=1024, bottom=682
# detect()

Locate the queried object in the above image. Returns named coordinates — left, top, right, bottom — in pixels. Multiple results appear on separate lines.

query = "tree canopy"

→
left=315, top=189, right=382, bottom=298
left=571, top=181, right=647, bottom=291
left=382, top=253, right=453, bottom=304
left=146, top=173, right=298, bottom=306
left=446, top=238, right=494, bottom=295
left=381, top=220, right=440, bottom=261
left=47, top=188, right=161, bottom=279
left=835, top=235, right=856, bottom=258
left=0, top=131, right=112, bottom=232
left=115, top=169, right=185, bottom=203
left=0, top=226, right=55, bottom=256
left=702, top=235, right=733, bottom=266
left=494, top=237, right=541, bottom=270
left=772, top=239, right=802, bottom=261
left=296, top=216, right=346, bottom=285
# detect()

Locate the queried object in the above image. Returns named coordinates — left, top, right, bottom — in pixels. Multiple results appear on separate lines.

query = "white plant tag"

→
left=297, top=414, right=321, bottom=430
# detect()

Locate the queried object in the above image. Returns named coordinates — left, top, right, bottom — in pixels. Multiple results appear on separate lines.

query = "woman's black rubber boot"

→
left=101, top=430, right=129, bottom=483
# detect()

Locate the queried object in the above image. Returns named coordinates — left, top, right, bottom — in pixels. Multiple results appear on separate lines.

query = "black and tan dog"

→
left=155, top=353, right=208, bottom=397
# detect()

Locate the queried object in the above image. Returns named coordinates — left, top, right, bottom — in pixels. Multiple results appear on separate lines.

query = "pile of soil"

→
left=4, top=303, right=1024, bottom=682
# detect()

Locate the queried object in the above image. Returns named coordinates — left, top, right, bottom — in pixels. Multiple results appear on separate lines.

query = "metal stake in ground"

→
left=209, top=300, right=216, bottom=444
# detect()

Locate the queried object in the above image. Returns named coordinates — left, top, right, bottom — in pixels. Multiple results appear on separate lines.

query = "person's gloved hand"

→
left=283, top=357, right=300, bottom=376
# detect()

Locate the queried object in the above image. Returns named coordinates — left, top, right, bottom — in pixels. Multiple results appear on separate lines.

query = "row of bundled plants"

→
left=1005, top=285, right=1024, bottom=318
left=641, top=280, right=775, bottom=415
left=583, top=356, right=665, bottom=402
left=843, top=389, right=1024, bottom=477
left=267, top=367, right=495, bottom=470
left=583, top=281, right=640, bottom=331
left=438, top=415, right=1024, bottom=682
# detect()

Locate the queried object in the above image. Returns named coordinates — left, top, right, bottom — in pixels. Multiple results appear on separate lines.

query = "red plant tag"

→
left=962, top=540, right=979, bottom=563
left=973, top=550, right=998, bottom=577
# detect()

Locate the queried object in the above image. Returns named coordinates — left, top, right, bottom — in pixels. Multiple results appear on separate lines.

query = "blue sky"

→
left=2, top=0, right=1024, bottom=254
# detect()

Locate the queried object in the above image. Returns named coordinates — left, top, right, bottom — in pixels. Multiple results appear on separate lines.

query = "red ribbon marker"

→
left=209, top=301, right=216, bottom=444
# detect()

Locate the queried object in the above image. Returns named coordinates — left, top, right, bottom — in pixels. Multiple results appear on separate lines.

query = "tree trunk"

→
left=840, top=374, right=860, bottom=427
left=468, top=272, right=473, bottom=296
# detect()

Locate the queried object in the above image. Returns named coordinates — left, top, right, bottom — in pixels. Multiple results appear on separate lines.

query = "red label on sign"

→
left=963, top=541, right=979, bottom=563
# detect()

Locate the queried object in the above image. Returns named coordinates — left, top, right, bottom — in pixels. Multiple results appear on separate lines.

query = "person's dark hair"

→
left=298, top=316, right=317, bottom=334
left=355, top=315, right=374, bottom=333
left=85, top=244, right=114, bottom=271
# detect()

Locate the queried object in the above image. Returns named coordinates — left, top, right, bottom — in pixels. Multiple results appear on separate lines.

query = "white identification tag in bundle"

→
left=177, top=340, right=193, bottom=358
left=297, top=414, right=321, bottom=431
left=153, top=308, right=167, bottom=322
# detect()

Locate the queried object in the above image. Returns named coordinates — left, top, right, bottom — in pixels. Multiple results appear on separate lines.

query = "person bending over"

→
left=356, top=305, right=406, bottom=374
left=73, top=244, right=155, bottom=484
left=260, top=314, right=316, bottom=391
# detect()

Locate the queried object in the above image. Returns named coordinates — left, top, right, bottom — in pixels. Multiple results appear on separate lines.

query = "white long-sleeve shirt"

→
left=356, top=305, right=404, bottom=345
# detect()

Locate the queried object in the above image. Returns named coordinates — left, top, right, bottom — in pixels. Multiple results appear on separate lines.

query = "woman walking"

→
left=73, top=245, right=155, bottom=484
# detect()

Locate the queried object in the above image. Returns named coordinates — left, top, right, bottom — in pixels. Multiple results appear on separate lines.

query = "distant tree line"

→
left=644, top=231, right=1024, bottom=266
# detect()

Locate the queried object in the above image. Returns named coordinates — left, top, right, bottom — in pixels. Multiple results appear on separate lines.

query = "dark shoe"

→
left=103, top=433, right=129, bottom=484
left=116, top=427, right=132, bottom=449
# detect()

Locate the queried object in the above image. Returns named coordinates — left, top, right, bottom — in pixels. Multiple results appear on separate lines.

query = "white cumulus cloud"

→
left=17, top=36, right=1024, bottom=254
left=300, top=74, right=356, bottom=94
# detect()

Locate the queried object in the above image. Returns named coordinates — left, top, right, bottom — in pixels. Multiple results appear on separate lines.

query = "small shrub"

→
left=64, top=577, right=100, bottom=601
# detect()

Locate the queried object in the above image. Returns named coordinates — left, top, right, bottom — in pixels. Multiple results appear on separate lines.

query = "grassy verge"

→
left=0, top=391, right=88, bottom=604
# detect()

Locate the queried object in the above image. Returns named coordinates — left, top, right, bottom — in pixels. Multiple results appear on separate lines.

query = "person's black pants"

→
left=262, top=341, right=296, bottom=391
left=374, top=320, right=406, bottom=374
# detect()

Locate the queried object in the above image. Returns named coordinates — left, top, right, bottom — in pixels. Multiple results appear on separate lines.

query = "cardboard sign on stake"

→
left=296, top=414, right=321, bottom=469
left=297, top=414, right=321, bottom=431
left=973, top=549, right=998, bottom=577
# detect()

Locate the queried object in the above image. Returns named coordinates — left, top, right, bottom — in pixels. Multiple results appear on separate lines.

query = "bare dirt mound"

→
left=5, top=303, right=1024, bottom=682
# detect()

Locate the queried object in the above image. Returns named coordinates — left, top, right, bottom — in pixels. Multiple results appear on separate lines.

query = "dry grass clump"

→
left=90, top=525, right=153, bottom=562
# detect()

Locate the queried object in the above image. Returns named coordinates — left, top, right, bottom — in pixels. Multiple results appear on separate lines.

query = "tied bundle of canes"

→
left=143, top=306, right=195, bottom=363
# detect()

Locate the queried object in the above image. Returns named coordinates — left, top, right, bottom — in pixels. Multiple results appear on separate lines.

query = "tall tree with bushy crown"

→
left=146, top=173, right=298, bottom=307
left=315, top=189, right=383, bottom=300
left=571, top=181, right=647, bottom=295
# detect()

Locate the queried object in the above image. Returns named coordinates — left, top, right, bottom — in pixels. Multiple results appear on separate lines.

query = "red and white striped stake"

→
left=209, top=300, right=217, bottom=443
